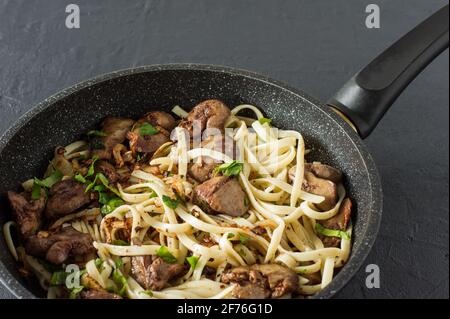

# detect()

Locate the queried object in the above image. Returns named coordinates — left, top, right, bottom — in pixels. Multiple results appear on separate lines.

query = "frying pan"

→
left=0, top=5, right=448, bottom=299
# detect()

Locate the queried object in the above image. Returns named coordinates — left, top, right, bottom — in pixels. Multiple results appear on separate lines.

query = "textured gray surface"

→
left=0, top=0, right=448, bottom=298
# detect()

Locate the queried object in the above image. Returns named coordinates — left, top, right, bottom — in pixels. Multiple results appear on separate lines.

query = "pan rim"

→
left=0, top=63, right=382, bottom=299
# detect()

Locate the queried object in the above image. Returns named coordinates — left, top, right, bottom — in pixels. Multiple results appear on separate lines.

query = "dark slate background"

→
left=0, top=0, right=448, bottom=298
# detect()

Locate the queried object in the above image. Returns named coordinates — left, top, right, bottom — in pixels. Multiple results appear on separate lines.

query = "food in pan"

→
left=3, top=99, right=353, bottom=299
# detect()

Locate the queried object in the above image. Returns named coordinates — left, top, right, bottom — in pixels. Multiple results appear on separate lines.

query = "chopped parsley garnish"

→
left=94, top=258, right=103, bottom=269
left=32, top=170, right=63, bottom=199
left=34, top=170, right=63, bottom=188
left=85, top=172, right=121, bottom=198
left=227, top=233, right=235, bottom=239
left=115, top=258, right=124, bottom=269
left=69, top=286, right=84, bottom=299
left=162, top=195, right=180, bottom=209
left=239, top=233, right=251, bottom=245
left=101, top=197, right=124, bottom=215
left=86, top=155, right=99, bottom=177
left=156, top=245, right=177, bottom=264
left=186, top=256, right=199, bottom=270
left=31, top=182, right=42, bottom=200
left=97, top=173, right=121, bottom=197
left=87, top=130, right=107, bottom=137
left=50, top=271, right=67, bottom=286
left=74, top=174, right=87, bottom=184
left=258, top=117, right=272, bottom=126
left=112, top=269, right=128, bottom=297
left=314, top=223, right=350, bottom=240
left=139, top=123, right=159, bottom=137
left=214, top=161, right=243, bottom=177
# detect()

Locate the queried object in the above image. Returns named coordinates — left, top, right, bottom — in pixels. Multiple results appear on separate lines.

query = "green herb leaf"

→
left=85, top=174, right=99, bottom=193
left=239, top=233, right=251, bottom=245
left=140, top=290, right=154, bottom=297
left=86, top=155, right=99, bottom=177
left=34, top=170, right=63, bottom=188
left=227, top=233, right=234, bottom=239
left=31, top=182, right=42, bottom=200
left=87, top=130, right=107, bottom=137
left=156, top=245, right=177, bottom=264
left=214, top=161, right=243, bottom=176
left=112, top=269, right=128, bottom=297
left=94, top=185, right=107, bottom=192
left=97, top=173, right=121, bottom=197
left=50, top=271, right=67, bottom=286
left=79, top=269, right=87, bottom=277
left=69, top=286, right=84, bottom=299
left=101, top=197, right=124, bottom=215
left=94, top=258, right=103, bottom=269
left=162, top=195, right=180, bottom=209
left=98, top=192, right=112, bottom=205
left=74, top=174, right=87, bottom=184
left=314, top=223, right=351, bottom=240
left=139, top=123, right=159, bottom=137
left=115, top=258, right=124, bottom=269
left=85, top=172, right=121, bottom=198
left=112, top=239, right=129, bottom=246
left=258, top=117, right=272, bottom=126
left=186, top=256, right=199, bottom=270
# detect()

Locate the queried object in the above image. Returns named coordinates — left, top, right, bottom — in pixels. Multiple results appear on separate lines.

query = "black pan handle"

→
left=328, top=5, right=449, bottom=138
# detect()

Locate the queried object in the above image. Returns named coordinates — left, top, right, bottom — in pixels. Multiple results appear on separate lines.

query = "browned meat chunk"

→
left=288, top=164, right=339, bottom=211
left=95, top=160, right=119, bottom=184
left=127, top=111, right=175, bottom=155
left=305, top=163, right=343, bottom=184
left=193, top=176, right=249, bottom=217
left=128, top=130, right=170, bottom=155
left=188, top=162, right=218, bottom=183
left=131, top=256, right=185, bottom=291
left=318, top=197, right=352, bottom=247
left=188, top=135, right=237, bottom=183
left=140, top=111, right=176, bottom=131
left=45, top=179, right=91, bottom=219
left=25, top=226, right=94, bottom=265
left=178, top=99, right=231, bottom=137
left=303, top=171, right=337, bottom=211
left=91, top=117, right=135, bottom=160
left=7, top=191, right=45, bottom=239
left=221, top=264, right=298, bottom=299
left=80, top=289, right=122, bottom=299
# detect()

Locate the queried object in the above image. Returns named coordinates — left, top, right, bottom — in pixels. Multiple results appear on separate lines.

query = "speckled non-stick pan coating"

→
left=0, top=64, right=382, bottom=299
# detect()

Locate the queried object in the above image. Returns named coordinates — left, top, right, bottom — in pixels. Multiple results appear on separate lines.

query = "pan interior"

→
left=0, top=66, right=380, bottom=298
